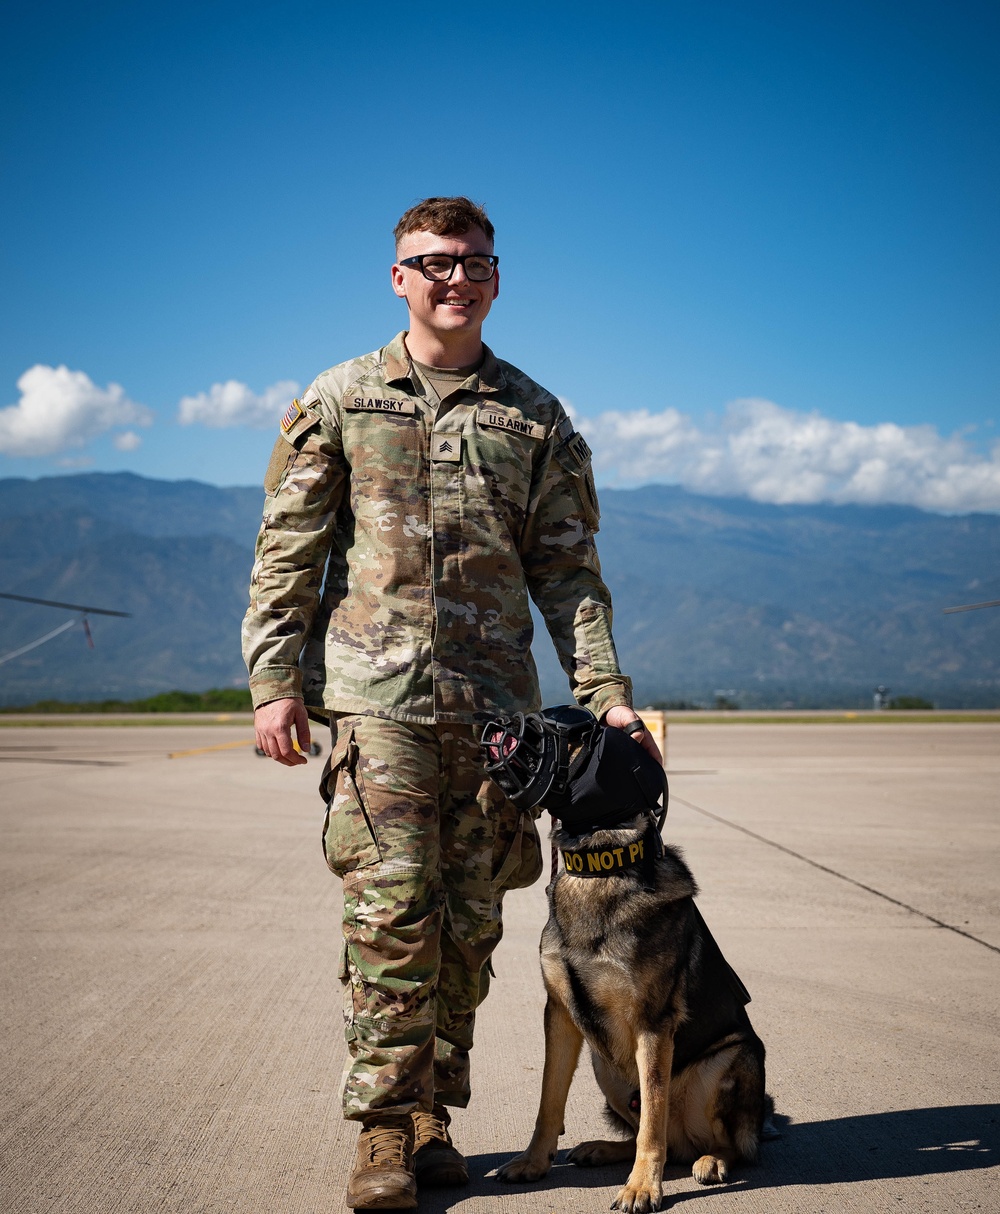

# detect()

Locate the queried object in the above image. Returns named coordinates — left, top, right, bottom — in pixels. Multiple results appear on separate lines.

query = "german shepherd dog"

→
left=497, top=813, right=769, bottom=1212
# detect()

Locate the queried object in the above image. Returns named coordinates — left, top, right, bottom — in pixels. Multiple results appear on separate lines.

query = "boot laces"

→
left=414, top=1106, right=452, bottom=1148
left=362, top=1120, right=411, bottom=1166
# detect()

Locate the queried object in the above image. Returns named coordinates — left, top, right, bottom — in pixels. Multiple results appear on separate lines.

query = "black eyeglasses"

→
left=399, top=253, right=499, bottom=282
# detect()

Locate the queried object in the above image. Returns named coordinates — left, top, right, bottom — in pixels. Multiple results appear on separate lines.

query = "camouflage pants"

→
left=321, top=714, right=543, bottom=1121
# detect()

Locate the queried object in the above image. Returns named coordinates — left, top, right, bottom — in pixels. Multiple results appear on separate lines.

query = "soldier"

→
left=244, top=196, right=660, bottom=1210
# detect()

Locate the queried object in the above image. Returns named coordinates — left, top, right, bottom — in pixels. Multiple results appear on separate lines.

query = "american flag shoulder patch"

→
left=280, top=399, right=305, bottom=434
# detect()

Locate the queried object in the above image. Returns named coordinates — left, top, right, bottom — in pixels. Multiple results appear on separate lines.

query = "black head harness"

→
left=480, top=705, right=668, bottom=836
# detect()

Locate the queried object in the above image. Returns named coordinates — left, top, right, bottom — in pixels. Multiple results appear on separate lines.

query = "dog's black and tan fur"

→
left=497, top=815, right=768, bottom=1212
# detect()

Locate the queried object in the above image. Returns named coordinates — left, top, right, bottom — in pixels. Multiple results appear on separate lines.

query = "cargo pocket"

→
left=492, top=809, right=544, bottom=893
left=321, top=728, right=382, bottom=876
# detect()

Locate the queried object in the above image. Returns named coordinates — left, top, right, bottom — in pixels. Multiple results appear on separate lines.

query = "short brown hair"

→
left=394, top=196, right=495, bottom=250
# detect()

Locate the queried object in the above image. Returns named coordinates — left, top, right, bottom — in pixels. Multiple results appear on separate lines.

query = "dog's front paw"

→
left=612, top=1163, right=664, bottom=1212
left=567, top=1138, right=636, bottom=1167
left=496, top=1150, right=554, bottom=1184
left=692, top=1153, right=729, bottom=1184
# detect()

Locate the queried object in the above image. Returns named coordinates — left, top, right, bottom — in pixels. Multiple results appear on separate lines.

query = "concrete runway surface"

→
left=1, top=721, right=997, bottom=1214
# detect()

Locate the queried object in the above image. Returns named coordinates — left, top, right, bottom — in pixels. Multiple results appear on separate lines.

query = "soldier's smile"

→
left=392, top=226, right=500, bottom=343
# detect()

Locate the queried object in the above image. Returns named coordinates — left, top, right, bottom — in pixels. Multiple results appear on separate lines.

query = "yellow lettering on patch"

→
left=564, top=842, right=646, bottom=875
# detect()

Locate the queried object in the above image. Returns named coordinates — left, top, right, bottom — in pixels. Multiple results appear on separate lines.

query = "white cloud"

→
left=575, top=397, right=1000, bottom=514
left=177, top=379, right=300, bottom=428
left=113, top=430, right=143, bottom=451
left=0, top=365, right=153, bottom=457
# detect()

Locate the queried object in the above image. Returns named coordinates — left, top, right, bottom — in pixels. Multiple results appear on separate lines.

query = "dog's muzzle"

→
left=481, top=704, right=668, bottom=834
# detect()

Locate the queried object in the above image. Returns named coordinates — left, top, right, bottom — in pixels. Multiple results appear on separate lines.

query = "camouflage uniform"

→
left=322, top=713, right=541, bottom=1116
left=243, top=332, right=632, bottom=1118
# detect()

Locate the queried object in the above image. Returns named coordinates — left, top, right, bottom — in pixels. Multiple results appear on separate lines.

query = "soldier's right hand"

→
left=254, top=697, right=312, bottom=766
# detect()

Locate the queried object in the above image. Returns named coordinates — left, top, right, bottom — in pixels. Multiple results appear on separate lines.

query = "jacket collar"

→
left=383, top=331, right=507, bottom=396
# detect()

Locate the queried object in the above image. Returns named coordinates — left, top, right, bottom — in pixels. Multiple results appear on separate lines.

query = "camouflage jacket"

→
left=242, top=332, right=633, bottom=724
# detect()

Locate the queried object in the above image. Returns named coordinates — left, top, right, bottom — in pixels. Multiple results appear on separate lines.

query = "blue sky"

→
left=2, top=0, right=998, bottom=511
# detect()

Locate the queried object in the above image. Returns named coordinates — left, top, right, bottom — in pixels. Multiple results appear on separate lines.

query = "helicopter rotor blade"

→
left=942, top=599, right=1000, bottom=614
left=0, top=591, right=130, bottom=618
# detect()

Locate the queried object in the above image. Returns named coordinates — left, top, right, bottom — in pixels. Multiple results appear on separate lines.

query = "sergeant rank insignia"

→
left=431, top=433, right=462, bottom=462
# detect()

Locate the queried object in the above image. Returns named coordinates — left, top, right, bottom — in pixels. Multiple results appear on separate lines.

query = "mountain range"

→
left=0, top=472, right=997, bottom=708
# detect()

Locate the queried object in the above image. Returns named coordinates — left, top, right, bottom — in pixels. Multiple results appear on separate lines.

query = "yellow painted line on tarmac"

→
left=168, top=739, right=256, bottom=759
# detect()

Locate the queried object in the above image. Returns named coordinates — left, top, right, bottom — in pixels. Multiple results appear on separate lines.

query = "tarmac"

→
left=1, top=719, right=997, bottom=1213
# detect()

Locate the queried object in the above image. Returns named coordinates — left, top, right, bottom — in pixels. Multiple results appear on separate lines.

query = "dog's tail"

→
left=735, top=1093, right=778, bottom=1162
left=759, top=1094, right=781, bottom=1141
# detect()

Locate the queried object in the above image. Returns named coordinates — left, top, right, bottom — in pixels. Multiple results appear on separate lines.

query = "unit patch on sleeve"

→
left=346, top=397, right=416, bottom=414
left=477, top=408, right=545, bottom=441
left=563, top=430, right=593, bottom=468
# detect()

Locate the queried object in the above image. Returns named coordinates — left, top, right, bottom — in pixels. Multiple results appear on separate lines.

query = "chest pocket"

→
left=340, top=396, right=423, bottom=467
left=470, top=404, right=544, bottom=501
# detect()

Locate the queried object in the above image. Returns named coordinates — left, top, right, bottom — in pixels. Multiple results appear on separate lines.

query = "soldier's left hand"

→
left=604, top=705, right=663, bottom=766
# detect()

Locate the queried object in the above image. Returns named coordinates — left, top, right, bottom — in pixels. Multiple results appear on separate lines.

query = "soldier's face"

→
left=391, top=227, right=499, bottom=339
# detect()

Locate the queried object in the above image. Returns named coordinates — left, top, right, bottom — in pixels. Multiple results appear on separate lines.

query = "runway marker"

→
left=168, top=739, right=255, bottom=759
left=673, top=794, right=1000, bottom=957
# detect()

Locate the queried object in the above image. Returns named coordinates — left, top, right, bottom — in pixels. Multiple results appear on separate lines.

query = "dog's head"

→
left=481, top=706, right=667, bottom=834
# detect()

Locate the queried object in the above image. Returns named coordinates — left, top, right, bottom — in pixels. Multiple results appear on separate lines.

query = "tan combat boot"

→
left=412, top=1104, right=469, bottom=1186
left=345, top=1112, right=417, bottom=1210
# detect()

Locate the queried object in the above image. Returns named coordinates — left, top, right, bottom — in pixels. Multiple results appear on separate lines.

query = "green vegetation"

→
left=0, top=688, right=253, bottom=714
left=889, top=696, right=935, bottom=710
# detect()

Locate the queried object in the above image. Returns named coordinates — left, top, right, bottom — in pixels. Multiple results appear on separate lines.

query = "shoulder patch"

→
left=559, top=430, right=593, bottom=470
left=279, top=400, right=321, bottom=443
left=264, top=435, right=296, bottom=494
left=280, top=398, right=304, bottom=434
